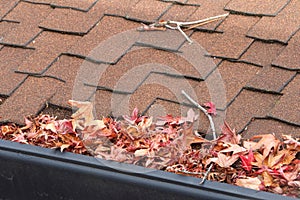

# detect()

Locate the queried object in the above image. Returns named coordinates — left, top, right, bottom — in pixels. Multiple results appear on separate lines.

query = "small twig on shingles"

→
left=137, top=13, right=228, bottom=43
left=181, top=90, right=216, bottom=184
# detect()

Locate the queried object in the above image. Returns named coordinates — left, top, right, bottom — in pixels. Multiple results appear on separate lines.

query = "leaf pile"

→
left=68, top=100, right=200, bottom=169
left=0, top=115, right=89, bottom=155
left=0, top=100, right=299, bottom=198
left=166, top=123, right=300, bottom=197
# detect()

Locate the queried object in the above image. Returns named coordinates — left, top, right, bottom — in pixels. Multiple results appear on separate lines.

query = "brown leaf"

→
left=220, top=144, right=247, bottom=155
left=250, top=134, right=281, bottom=161
left=68, top=100, right=94, bottom=129
left=183, top=124, right=210, bottom=147
left=236, top=177, right=261, bottom=190
left=262, top=171, right=273, bottom=187
left=209, top=153, right=239, bottom=168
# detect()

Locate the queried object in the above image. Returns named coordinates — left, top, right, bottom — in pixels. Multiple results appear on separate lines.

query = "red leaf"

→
left=204, top=102, right=216, bottom=115
left=240, top=149, right=255, bottom=171
left=219, top=122, right=241, bottom=144
left=123, top=108, right=143, bottom=124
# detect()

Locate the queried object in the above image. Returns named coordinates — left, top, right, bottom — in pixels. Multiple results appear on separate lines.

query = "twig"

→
left=181, top=90, right=216, bottom=185
left=137, top=13, right=229, bottom=43
left=167, top=13, right=228, bottom=27
left=181, top=90, right=216, bottom=140
left=199, top=163, right=213, bottom=184
left=185, top=17, right=222, bottom=31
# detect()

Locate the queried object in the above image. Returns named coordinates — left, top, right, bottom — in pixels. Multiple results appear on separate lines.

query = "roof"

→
left=0, top=0, right=299, bottom=138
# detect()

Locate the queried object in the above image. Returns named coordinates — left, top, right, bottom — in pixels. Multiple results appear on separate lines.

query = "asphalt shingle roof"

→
left=0, top=0, right=299, bottom=138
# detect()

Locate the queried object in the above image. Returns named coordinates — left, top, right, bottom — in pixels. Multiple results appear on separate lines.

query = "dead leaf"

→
left=210, top=153, right=239, bottom=168
left=250, top=134, right=281, bottom=161
left=220, top=144, right=247, bottom=155
left=239, top=149, right=255, bottom=171
left=68, top=100, right=94, bottom=129
left=204, top=102, right=216, bottom=115
left=219, top=122, right=241, bottom=144
left=262, top=171, right=273, bottom=187
left=236, top=177, right=261, bottom=190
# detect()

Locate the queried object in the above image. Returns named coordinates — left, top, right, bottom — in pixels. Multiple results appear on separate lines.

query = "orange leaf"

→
left=262, top=171, right=273, bottom=187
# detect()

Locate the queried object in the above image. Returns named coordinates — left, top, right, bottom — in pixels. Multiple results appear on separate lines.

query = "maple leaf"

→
left=262, top=171, right=273, bottom=187
left=220, top=143, right=247, bottom=155
left=208, top=153, right=239, bottom=168
left=68, top=100, right=94, bottom=130
left=204, top=102, right=216, bottom=115
left=123, top=107, right=145, bottom=125
left=250, top=134, right=281, bottom=161
left=239, top=149, right=254, bottom=171
left=183, top=123, right=211, bottom=148
left=279, top=160, right=300, bottom=182
left=218, top=122, right=241, bottom=144
left=236, top=177, right=262, bottom=191
left=282, top=134, right=300, bottom=151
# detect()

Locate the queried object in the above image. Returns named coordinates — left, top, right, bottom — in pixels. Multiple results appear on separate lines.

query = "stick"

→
left=181, top=90, right=216, bottom=140
left=199, top=163, right=213, bottom=184
left=181, top=90, right=216, bottom=185
left=168, top=13, right=229, bottom=27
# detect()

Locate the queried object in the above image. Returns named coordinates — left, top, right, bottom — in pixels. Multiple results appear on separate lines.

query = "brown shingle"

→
left=246, top=66, right=296, bottom=93
left=159, top=4, right=198, bottom=22
left=224, top=0, right=290, bottom=16
left=44, top=55, right=105, bottom=108
left=100, top=0, right=140, bottom=17
left=24, top=0, right=97, bottom=11
left=247, top=0, right=300, bottom=43
left=269, top=74, right=300, bottom=125
left=16, top=31, right=80, bottom=74
left=93, top=89, right=129, bottom=118
left=95, top=46, right=209, bottom=91
left=242, top=118, right=300, bottom=139
left=207, top=61, right=260, bottom=108
left=205, top=15, right=259, bottom=59
left=0, top=47, right=33, bottom=95
left=225, top=89, right=281, bottom=132
left=240, top=41, right=284, bottom=67
left=272, top=30, right=300, bottom=70
left=68, top=16, right=139, bottom=63
left=2, top=2, right=52, bottom=46
left=187, top=0, right=230, bottom=31
left=190, top=31, right=221, bottom=51
left=127, top=0, right=171, bottom=22
left=0, top=21, right=18, bottom=40
left=39, top=3, right=105, bottom=35
left=0, top=0, right=19, bottom=19
left=136, top=29, right=192, bottom=51
left=0, top=76, right=63, bottom=124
